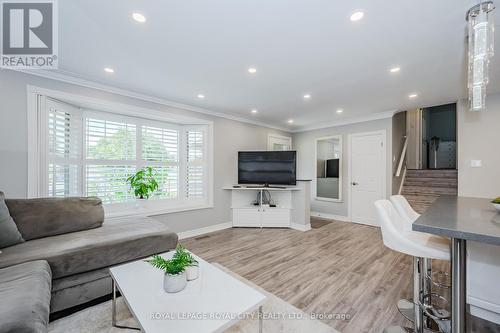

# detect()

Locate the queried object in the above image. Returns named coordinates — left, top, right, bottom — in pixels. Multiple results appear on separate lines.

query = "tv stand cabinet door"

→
left=261, top=208, right=291, bottom=227
left=232, top=208, right=262, bottom=227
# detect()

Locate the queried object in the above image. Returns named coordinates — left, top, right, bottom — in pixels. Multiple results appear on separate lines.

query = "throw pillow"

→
left=0, top=191, right=24, bottom=248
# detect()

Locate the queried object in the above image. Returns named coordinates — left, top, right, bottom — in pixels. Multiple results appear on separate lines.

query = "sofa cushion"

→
left=5, top=197, right=104, bottom=241
left=0, top=217, right=178, bottom=279
left=0, top=260, right=51, bottom=333
left=0, top=192, right=24, bottom=248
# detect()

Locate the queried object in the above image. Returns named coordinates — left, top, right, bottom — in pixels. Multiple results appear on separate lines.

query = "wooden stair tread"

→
left=402, top=169, right=458, bottom=213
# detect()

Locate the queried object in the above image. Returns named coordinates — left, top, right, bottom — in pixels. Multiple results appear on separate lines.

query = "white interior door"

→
left=349, top=131, right=386, bottom=226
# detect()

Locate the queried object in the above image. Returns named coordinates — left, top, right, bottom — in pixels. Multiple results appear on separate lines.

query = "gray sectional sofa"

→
left=0, top=261, right=52, bottom=333
left=0, top=194, right=178, bottom=332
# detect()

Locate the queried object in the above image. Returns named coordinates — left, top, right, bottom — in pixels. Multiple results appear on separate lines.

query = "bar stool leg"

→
left=414, top=257, right=424, bottom=333
left=387, top=257, right=428, bottom=333
left=423, top=258, right=433, bottom=329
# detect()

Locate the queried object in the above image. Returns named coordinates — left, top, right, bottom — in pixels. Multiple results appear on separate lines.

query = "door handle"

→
left=352, top=182, right=359, bottom=186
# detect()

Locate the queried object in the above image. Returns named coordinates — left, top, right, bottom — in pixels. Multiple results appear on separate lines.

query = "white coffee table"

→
left=109, top=251, right=267, bottom=333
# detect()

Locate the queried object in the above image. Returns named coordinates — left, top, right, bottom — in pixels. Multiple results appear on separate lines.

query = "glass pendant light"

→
left=467, top=1, right=495, bottom=111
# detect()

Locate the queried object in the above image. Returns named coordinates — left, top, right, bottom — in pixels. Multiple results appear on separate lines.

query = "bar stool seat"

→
left=391, top=195, right=450, bottom=247
left=376, top=200, right=449, bottom=260
left=390, top=195, right=421, bottom=227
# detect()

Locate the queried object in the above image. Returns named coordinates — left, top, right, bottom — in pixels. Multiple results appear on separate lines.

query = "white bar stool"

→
left=375, top=199, right=450, bottom=333
left=391, top=195, right=451, bottom=289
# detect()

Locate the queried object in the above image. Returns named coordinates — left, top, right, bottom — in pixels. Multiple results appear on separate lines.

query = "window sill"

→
left=105, top=202, right=214, bottom=220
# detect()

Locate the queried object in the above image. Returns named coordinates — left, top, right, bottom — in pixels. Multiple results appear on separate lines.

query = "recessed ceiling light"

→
left=336, top=109, right=344, bottom=114
left=251, top=109, right=258, bottom=114
left=104, top=67, right=114, bottom=73
left=132, top=12, right=146, bottom=23
left=248, top=67, right=257, bottom=74
left=303, top=94, right=311, bottom=99
left=408, top=93, right=418, bottom=99
left=288, top=119, right=294, bottom=124
left=197, top=94, right=205, bottom=99
left=350, top=11, right=364, bottom=21
left=390, top=67, right=401, bottom=73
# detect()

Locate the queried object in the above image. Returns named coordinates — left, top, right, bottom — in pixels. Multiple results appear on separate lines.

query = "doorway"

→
left=422, top=103, right=457, bottom=169
left=349, top=130, right=386, bottom=226
left=406, top=103, right=457, bottom=170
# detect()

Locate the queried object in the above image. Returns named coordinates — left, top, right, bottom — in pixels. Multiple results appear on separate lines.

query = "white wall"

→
left=406, top=108, right=422, bottom=170
left=0, top=70, right=289, bottom=233
left=457, top=93, right=500, bottom=198
left=292, top=118, right=393, bottom=218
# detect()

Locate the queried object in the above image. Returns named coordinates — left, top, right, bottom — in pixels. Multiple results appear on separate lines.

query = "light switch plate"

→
left=471, top=160, right=482, bottom=167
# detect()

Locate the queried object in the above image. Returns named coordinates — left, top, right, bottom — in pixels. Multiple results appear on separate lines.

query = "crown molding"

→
left=290, top=109, right=398, bottom=133
left=12, top=68, right=291, bottom=132
left=12, top=68, right=398, bottom=134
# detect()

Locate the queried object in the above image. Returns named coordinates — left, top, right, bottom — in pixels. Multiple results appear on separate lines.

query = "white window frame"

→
left=27, top=85, right=214, bottom=218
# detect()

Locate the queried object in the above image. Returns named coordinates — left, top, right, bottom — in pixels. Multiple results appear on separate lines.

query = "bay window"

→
left=31, top=90, right=212, bottom=217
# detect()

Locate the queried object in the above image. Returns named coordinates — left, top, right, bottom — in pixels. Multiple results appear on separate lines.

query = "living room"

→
left=1, top=1, right=500, bottom=333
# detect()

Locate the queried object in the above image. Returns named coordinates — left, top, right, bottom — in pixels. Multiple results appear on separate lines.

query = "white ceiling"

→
left=50, top=0, right=500, bottom=131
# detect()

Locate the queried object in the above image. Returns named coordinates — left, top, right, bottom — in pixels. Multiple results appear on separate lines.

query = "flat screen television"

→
left=326, top=158, right=339, bottom=178
left=238, top=151, right=297, bottom=186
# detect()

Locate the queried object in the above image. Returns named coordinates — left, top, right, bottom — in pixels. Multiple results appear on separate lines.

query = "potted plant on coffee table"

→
left=173, top=245, right=199, bottom=281
left=146, top=254, right=188, bottom=293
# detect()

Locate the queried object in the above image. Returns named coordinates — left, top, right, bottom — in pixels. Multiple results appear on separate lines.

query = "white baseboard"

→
left=291, top=223, right=312, bottom=231
left=178, top=220, right=313, bottom=238
left=311, top=211, right=350, bottom=222
left=177, top=222, right=232, bottom=240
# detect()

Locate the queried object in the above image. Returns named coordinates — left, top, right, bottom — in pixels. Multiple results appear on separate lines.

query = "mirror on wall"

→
left=315, top=136, right=342, bottom=201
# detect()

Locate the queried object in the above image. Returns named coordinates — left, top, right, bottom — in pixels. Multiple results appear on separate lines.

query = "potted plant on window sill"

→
left=127, top=167, right=159, bottom=208
left=146, top=254, right=188, bottom=293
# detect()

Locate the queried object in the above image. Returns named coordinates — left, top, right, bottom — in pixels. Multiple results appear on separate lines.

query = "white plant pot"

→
left=163, top=271, right=187, bottom=293
left=493, top=203, right=500, bottom=213
left=186, top=264, right=199, bottom=281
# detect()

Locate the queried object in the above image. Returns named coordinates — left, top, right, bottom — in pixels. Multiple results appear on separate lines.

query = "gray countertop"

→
left=412, top=196, right=500, bottom=246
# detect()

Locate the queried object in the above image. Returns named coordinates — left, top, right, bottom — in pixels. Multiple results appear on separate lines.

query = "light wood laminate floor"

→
left=181, top=218, right=500, bottom=333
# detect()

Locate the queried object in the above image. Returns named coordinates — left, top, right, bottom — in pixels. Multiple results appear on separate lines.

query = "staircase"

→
left=402, top=169, right=458, bottom=213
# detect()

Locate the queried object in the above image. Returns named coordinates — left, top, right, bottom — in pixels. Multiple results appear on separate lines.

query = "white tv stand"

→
left=223, top=180, right=311, bottom=230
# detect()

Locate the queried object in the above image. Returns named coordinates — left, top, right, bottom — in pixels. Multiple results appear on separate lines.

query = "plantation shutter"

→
left=141, top=125, right=179, bottom=199
left=46, top=98, right=82, bottom=197
left=84, top=117, right=136, bottom=203
left=185, top=129, right=205, bottom=199
left=85, top=118, right=136, bottom=160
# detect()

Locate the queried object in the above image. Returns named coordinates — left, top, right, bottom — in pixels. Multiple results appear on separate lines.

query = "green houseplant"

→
left=127, top=167, right=159, bottom=199
left=173, top=245, right=199, bottom=281
left=146, top=253, right=188, bottom=293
